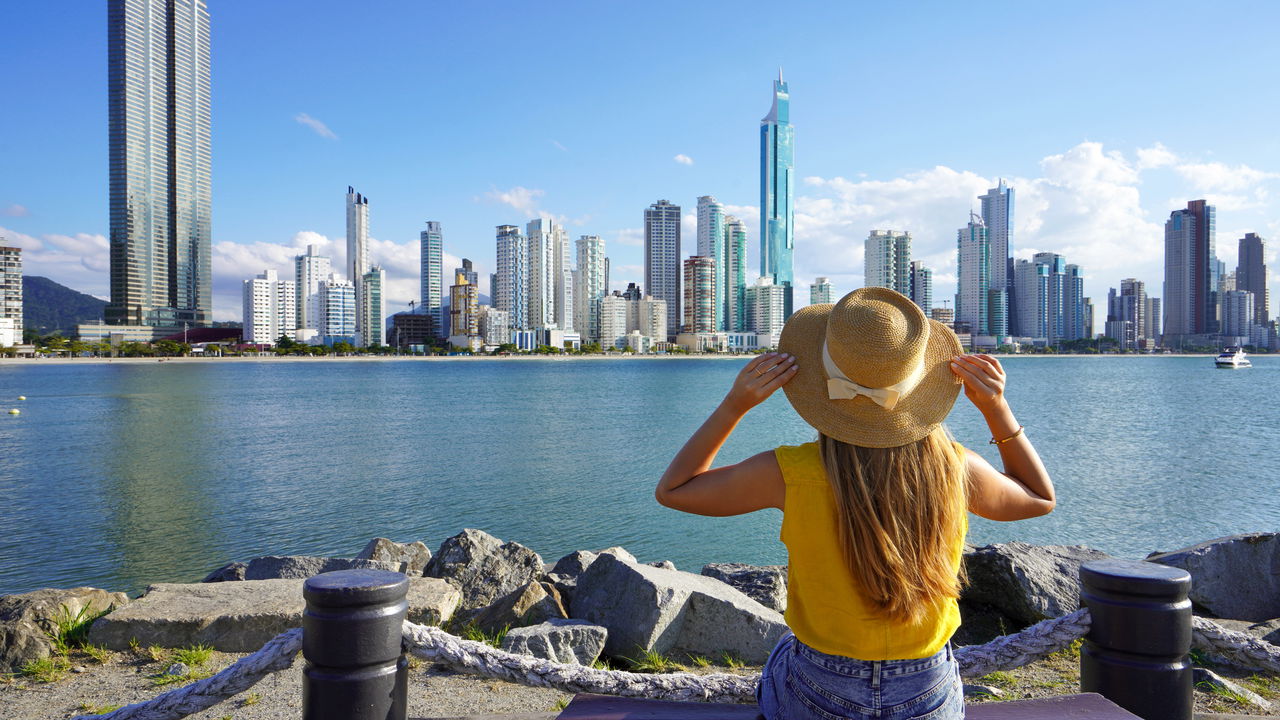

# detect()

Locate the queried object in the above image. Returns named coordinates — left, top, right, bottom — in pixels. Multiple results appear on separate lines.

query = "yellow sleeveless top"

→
left=775, top=442, right=965, bottom=660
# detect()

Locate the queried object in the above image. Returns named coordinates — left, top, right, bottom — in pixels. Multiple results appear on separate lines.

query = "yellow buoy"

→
left=8, top=409, right=18, bottom=415
left=17, top=396, right=25, bottom=401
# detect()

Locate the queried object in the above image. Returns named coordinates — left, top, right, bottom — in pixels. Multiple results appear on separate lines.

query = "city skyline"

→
left=4, top=2, right=1280, bottom=324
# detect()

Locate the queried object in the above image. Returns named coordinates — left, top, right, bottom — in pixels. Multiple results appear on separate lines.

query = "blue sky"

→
left=3, top=1, right=1280, bottom=321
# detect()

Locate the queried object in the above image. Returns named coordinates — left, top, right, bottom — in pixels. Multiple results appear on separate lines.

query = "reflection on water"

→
left=0, top=356, right=1277, bottom=596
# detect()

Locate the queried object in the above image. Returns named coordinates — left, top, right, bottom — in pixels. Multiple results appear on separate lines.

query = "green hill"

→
left=22, top=276, right=107, bottom=336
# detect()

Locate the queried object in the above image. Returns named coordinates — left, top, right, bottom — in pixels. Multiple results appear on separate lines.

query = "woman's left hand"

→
left=723, top=352, right=798, bottom=414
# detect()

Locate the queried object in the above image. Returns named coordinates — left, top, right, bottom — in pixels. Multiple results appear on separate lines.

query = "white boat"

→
left=1214, top=347, right=1251, bottom=368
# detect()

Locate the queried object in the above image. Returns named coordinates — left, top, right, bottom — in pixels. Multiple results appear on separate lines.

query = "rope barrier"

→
left=68, top=613, right=1280, bottom=718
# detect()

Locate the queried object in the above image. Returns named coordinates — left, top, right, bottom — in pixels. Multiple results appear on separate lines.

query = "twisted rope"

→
left=1192, top=616, right=1280, bottom=673
left=68, top=613, right=1280, bottom=718
left=69, top=628, right=302, bottom=720
left=402, top=621, right=758, bottom=703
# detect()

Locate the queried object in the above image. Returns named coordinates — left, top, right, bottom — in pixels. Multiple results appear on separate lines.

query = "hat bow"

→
left=822, top=340, right=925, bottom=411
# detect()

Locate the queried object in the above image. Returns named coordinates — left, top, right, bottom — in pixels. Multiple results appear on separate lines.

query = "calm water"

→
left=0, top=356, right=1277, bottom=596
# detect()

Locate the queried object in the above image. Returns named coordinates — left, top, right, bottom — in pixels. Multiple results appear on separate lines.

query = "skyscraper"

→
left=1237, top=233, right=1269, bottom=324
left=865, top=230, right=911, bottom=293
left=746, top=277, right=786, bottom=343
left=1014, top=259, right=1049, bottom=340
left=644, top=200, right=681, bottom=339
left=551, top=223, right=574, bottom=333
left=979, top=180, right=1014, bottom=331
left=1163, top=200, right=1216, bottom=339
left=448, top=270, right=479, bottom=350
left=494, top=225, right=527, bottom=330
left=909, top=261, right=933, bottom=314
left=1107, top=278, right=1148, bottom=350
left=420, top=221, right=444, bottom=338
left=294, top=244, right=331, bottom=338
left=955, top=213, right=989, bottom=335
left=106, top=0, right=211, bottom=330
left=1033, top=252, right=1067, bottom=343
left=697, top=196, right=726, bottom=331
left=810, top=277, right=833, bottom=305
left=361, top=266, right=385, bottom=347
left=321, top=276, right=356, bottom=343
left=347, top=187, right=370, bottom=341
left=525, top=218, right=557, bottom=330
left=724, top=215, right=748, bottom=332
left=454, top=258, right=478, bottom=288
left=0, top=244, right=23, bottom=346
left=760, top=70, right=795, bottom=319
left=1064, top=264, right=1086, bottom=341
left=575, top=235, right=607, bottom=343
left=683, top=256, right=717, bottom=334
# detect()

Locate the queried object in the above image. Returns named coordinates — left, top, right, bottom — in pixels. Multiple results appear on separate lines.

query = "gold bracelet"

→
left=989, top=426, right=1025, bottom=445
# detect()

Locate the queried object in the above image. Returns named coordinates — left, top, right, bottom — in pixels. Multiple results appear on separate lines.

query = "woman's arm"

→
left=654, top=352, right=797, bottom=516
left=950, top=354, right=1056, bottom=521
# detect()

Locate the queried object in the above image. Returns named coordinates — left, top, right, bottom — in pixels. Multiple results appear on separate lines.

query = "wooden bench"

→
left=556, top=692, right=1143, bottom=719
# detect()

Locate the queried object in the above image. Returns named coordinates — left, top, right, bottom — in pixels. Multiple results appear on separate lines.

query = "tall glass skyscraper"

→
left=979, top=180, right=1014, bottom=332
left=1163, top=199, right=1216, bottom=339
left=494, top=225, right=527, bottom=331
left=760, top=70, right=794, bottom=319
left=420, top=221, right=444, bottom=337
left=696, top=196, right=726, bottom=331
left=645, top=200, right=682, bottom=338
left=106, top=0, right=212, bottom=329
left=725, top=215, right=748, bottom=332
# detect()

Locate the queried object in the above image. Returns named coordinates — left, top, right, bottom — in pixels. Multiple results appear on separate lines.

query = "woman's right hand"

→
left=950, top=354, right=1008, bottom=415
left=723, top=352, right=798, bottom=415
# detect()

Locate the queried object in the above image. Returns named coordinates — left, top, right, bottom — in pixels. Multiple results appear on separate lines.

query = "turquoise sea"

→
left=0, top=355, right=1276, bottom=596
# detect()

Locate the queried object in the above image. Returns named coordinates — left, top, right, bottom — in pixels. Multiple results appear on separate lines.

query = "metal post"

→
left=303, top=569, right=409, bottom=720
left=1079, top=558, right=1192, bottom=720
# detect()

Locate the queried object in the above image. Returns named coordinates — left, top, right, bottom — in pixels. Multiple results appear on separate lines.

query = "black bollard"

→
left=302, top=569, right=409, bottom=720
left=1079, top=558, right=1192, bottom=720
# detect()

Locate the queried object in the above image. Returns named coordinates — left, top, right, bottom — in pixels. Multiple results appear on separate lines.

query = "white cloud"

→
left=1136, top=143, right=1178, bottom=170
left=294, top=113, right=338, bottom=140
left=1174, top=161, right=1279, bottom=193
left=483, top=186, right=546, bottom=219
left=2, top=204, right=29, bottom=217
left=674, top=154, right=694, bottom=166
left=613, top=228, right=643, bottom=247
left=551, top=140, right=568, bottom=152
left=0, top=225, right=109, bottom=299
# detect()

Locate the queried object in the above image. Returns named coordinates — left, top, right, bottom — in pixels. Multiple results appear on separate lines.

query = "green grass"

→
left=689, top=654, right=712, bottom=668
left=978, top=670, right=1018, bottom=689
left=457, top=622, right=509, bottom=648
left=46, top=604, right=112, bottom=655
left=1196, top=679, right=1252, bottom=705
left=20, top=656, right=71, bottom=683
left=719, top=651, right=745, bottom=670
left=82, top=644, right=112, bottom=665
left=590, top=657, right=615, bottom=670
left=172, top=644, right=213, bottom=667
left=1239, top=674, right=1280, bottom=699
left=1188, top=647, right=1213, bottom=667
left=150, top=668, right=212, bottom=687
left=625, top=648, right=686, bottom=674
left=552, top=697, right=572, bottom=711
left=128, top=637, right=140, bottom=652
left=145, top=645, right=169, bottom=663
left=77, top=702, right=123, bottom=714
left=241, top=691, right=261, bottom=706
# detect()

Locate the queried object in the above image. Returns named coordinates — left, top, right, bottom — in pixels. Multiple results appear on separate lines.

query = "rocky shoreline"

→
left=2, top=530, right=1279, bottom=718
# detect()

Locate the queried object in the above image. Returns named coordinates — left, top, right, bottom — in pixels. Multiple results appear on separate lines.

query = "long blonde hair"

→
left=818, top=426, right=968, bottom=625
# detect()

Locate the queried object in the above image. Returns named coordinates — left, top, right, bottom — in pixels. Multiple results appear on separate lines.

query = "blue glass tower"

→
left=760, top=70, right=794, bottom=318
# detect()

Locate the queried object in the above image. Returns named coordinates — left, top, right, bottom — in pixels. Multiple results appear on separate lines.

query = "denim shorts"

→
left=756, top=633, right=964, bottom=719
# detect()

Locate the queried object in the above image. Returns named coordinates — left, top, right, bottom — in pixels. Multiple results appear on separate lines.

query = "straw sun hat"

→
left=777, top=286, right=963, bottom=448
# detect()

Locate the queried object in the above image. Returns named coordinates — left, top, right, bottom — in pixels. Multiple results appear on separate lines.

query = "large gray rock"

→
left=550, top=547, right=637, bottom=579
left=573, top=553, right=786, bottom=663
left=1147, top=533, right=1280, bottom=621
left=425, top=529, right=544, bottom=612
left=358, top=538, right=433, bottom=576
left=202, top=562, right=247, bottom=582
left=88, top=577, right=459, bottom=651
left=0, top=587, right=129, bottom=672
left=963, top=542, right=1110, bottom=626
left=243, top=555, right=403, bottom=580
left=468, top=581, right=567, bottom=634
left=500, top=619, right=607, bottom=665
left=701, top=563, right=788, bottom=613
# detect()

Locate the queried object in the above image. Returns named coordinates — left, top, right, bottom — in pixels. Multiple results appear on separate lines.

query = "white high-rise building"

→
left=1222, top=290, right=1256, bottom=339
left=746, top=276, right=786, bottom=343
left=645, top=200, right=681, bottom=339
left=725, top=215, right=748, bottom=332
left=697, top=196, right=726, bottom=330
left=321, top=276, right=356, bottom=342
left=979, top=180, right=1014, bottom=293
left=360, top=266, right=385, bottom=347
left=526, top=218, right=558, bottom=329
left=478, top=306, right=510, bottom=346
left=955, top=214, right=990, bottom=335
left=597, top=293, right=631, bottom=349
left=551, top=222, right=574, bottom=333
left=294, top=245, right=331, bottom=339
left=575, top=235, right=607, bottom=343
left=1014, top=259, right=1049, bottom=340
left=347, top=187, right=370, bottom=340
left=635, top=297, right=668, bottom=342
left=810, top=277, right=833, bottom=305
left=494, top=225, right=527, bottom=331
left=0, top=244, right=22, bottom=346
left=242, top=269, right=296, bottom=345
left=420, top=221, right=444, bottom=338
left=865, top=230, right=912, bottom=293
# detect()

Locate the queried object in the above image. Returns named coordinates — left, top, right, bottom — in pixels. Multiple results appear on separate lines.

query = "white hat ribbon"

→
left=822, top=340, right=927, bottom=411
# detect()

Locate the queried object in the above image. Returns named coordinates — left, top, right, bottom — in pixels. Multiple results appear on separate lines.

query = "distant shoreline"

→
left=0, top=352, right=1227, bottom=366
